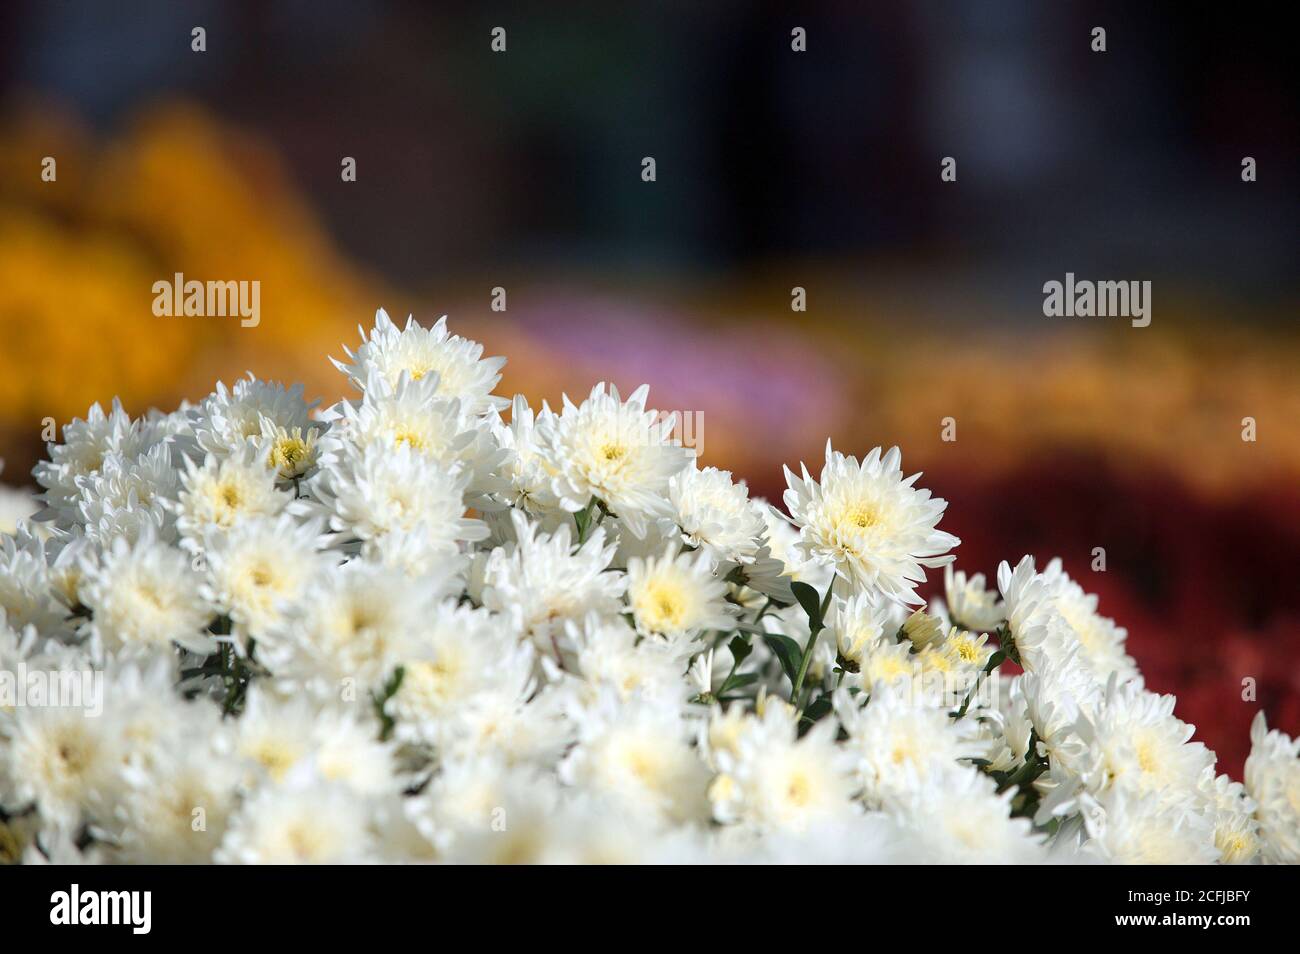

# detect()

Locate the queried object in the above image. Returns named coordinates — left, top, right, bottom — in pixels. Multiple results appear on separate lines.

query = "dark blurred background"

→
left=0, top=1, right=1297, bottom=773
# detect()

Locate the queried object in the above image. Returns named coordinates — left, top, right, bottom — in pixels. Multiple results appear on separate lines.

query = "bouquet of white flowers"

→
left=1, top=309, right=1295, bottom=864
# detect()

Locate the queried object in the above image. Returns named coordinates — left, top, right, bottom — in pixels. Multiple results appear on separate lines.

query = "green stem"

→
left=790, top=585, right=834, bottom=707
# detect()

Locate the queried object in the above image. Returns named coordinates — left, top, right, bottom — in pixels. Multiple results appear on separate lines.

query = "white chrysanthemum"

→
left=175, top=446, right=293, bottom=550
left=898, top=607, right=945, bottom=652
left=1082, top=787, right=1218, bottom=864
left=0, top=702, right=119, bottom=828
left=559, top=694, right=709, bottom=825
left=364, top=526, right=468, bottom=592
left=783, top=444, right=958, bottom=605
left=0, top=531, right=68, bottom=636
left=272, top=560, right=429, bottom=698
left=668, top=464, right=765, bottom=561
left=998, top=556, right=1137, bottom=683
left=835, top=682, right=983, bottom=807
left=203, top=513, right=333, bottom=642
left=893, top=764, right=1046, bottom=863
left=321, top=371, right=507, bottom=502
left=415, top=759, right=559, bottom=859
left=312, top=443, right=486, bottom=554
left=944, top=565, right=1005, bottom=631
left=232, top=690, right=397, bottom=795
left=1066, top=680, right=1213, bottom=812
left=33, top=399, right=170, bottom=526
left=569, top=615, right=694, bottom=708
left=915, top=625, right=994, bottom=687
left=1017, top=645, right=1103, bottom=760
left=626, top=545, right=735, bottom=639
left=333, top=309, right=508, bottom=415
left=232, top=690, right=319, bottom=785
left=385, top=601, right=521, bottom=743
left=1040, top=559, right=1138, bottom=682
left=491, top=395, right=566, bottom=518
left=708, top=702, right=855, bottom=833
left=70, top=444, right=181, bottom=546
left=95, top=658, right=219, bottom=788
left=1244, top=710, right=1300, bottom=863
left=216, top=773, right=376, bottom=864
left=42, top=533, right=93, bottom=613
left=78, top=529, right=214, bottom=658
left=114, top=736, right=240, bottom=864
left=980, top=677, right=1036, bottom=773
left=533, top=382, right=692, bottom=538
left=826, top=591, right=892, bottom=668
left=447, top=681, right=569, bottom=769
left=189, top=375, right=317, bottom=461
left=8, top=304, right=1278, bottom=864
left=751, top=814, right=908, bottom=864
left=1199, top=770, right=1261, bottom=864
left=854, top=639, right=918, bottom=692
left=480, top=510, right=625, bottom=661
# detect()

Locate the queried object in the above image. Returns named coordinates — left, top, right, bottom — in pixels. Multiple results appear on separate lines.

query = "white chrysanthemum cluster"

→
left=0, top=309, right=1294, bottom=865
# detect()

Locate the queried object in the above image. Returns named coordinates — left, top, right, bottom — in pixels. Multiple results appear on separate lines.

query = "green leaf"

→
left=727, top=635, right=753, bottom=666
left=763, top=633, right=803, bottom=686
left=800, top=694, right=833, bottom=728
left=789, top=580, right=822, bottom=627
left=573, top=506, right=591, bottom=541
left=719, top=672, right=760, bottom=695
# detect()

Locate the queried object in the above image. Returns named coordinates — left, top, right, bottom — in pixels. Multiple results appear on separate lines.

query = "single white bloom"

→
left=320, top=371, right=507, bottom=503
left=0, top=702, right=119, bottom=828
left=668, top=464, right=765, bottom=561
left=490, top=394, right=566, bottom=518
left=114, top=736, right=241, bottom=864
left=998, top=555, right=1137, bottom=683
left=835, top=682, right=983, bottom=808
left=560, top=693, right=709, bottom=826
left=709, top=704, right=855, bottom=834
left=783, top=444, right=958, bottom=605
left=216, top=773, right=376, bottom=864
left=273, top=560, right=430, bottom=698
left=1199, top=770, right=1261, bottom=865
left=78, top=528, right=214, bottom=658
left=626, top=544, right=736, bottom=639
left=533, top=382, right=692, bottom=538
left=892, top=764, right=1046, bottom=864
left=1066, top=679, right=1213, bottom=812
left=1082, top=787, right=1218, bottom=864
left=312, top=442, right=486, bottom=555
left=189, top=375, right=318, bottom=461
left=175, top=446, right=294, bottom=550
left=0, top=531, right=68, bottom=637
left=333, top=309, right=508, bottom=415
left=944, top=564, right=1005, bottom=632
left=203, top=513, right=333, bottom=642
left=1244, top=710, right=1300, bottom=863
left=480, top=510, right=625, bottom=662
left=386, top=600, right=521, bottom=743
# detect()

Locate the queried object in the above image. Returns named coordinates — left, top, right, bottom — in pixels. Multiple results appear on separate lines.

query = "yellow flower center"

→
left=393, top=428, right=427, bottom=451
left=220, top=483, right=242, bottom=509
left=844, top=503, right=879, bottom=530
left=270, top=436, right=310, bottom=471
